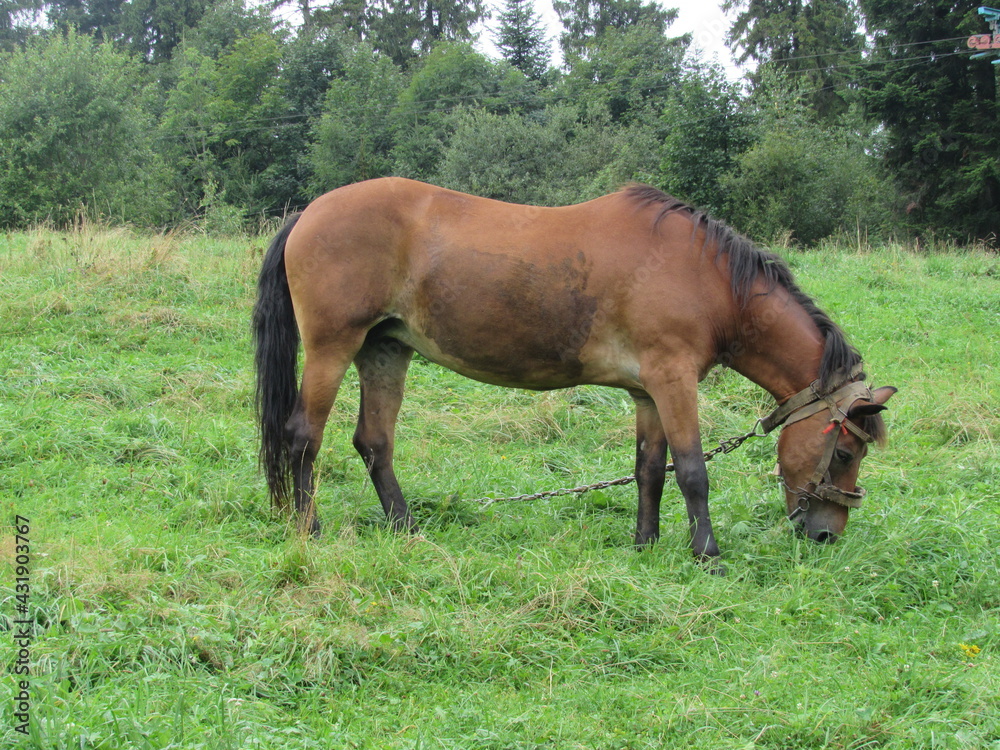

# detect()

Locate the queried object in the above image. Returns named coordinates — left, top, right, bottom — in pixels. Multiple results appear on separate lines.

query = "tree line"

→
left=0, top=0, right=996, bottom=243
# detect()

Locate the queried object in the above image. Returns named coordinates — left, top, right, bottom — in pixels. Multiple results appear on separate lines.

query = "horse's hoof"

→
left=390, top=516, right=419, bottom=534
left=633, top=533, right=660, bottom=550
left=698, top=555, right=727, bottom=576
left=297, top=518, right=321, bottom=538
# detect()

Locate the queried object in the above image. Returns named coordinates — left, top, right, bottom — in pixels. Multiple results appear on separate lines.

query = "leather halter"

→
left=757, top=363, right=877, bottom=518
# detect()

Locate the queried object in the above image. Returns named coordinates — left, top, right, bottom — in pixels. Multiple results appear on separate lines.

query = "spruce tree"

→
left=1, top=0, right=42, bottom=50
left=44, top=0, right=210, bottom=61
left=495, top=0, right=550, bottom=79
left=724, top=0, right=863, bottom=119
left=857, top=0, right=999, bottom=240
left=554, top=0, right=676, bottom=59
left=368, top=0, right=487, bottom=66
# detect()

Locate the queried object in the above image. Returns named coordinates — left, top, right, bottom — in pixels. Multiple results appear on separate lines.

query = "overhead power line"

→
left=153, top=36, right=980, bottom=144
left=741, top=34, right=971, bottom=67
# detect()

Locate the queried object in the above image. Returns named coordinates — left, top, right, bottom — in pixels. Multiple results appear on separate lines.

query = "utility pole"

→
left=968, top=7, right=1000, bottom=109
left=967, top=7, right=1000, bottom=63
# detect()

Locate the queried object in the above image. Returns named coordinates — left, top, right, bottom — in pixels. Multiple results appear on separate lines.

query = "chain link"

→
left=468, top=421, right=767, bottom=506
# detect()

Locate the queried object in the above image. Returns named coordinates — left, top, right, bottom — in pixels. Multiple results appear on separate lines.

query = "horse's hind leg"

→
left=632, top=395, right=668, bottom=548
left=352, top=334, right=416, bottom=532
left=287, top=344, right=358, bottom=536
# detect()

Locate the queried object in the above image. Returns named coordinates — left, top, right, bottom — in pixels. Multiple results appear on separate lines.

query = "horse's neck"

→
left=727, top=287, right=825, bottom=405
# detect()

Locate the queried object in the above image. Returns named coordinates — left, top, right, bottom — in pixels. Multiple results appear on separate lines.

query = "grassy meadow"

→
left=1, top=227, right=998, bottom=749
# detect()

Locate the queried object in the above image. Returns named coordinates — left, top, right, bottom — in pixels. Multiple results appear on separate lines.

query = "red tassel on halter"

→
left=823, top=422, right=848, bottom=435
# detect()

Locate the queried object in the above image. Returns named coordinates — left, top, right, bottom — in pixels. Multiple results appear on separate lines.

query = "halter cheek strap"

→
left=759, top=364, right=872, bottom=435
left=758, top=364, right=878, bottom=515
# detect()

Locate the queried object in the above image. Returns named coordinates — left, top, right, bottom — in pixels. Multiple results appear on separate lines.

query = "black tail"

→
left=252, top=214, right=302, bottom=508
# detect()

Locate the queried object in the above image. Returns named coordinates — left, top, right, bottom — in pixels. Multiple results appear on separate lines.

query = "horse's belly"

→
left=394, top=247, right=610, bottom=388
left=388, top=320, right=590, bottom=390
left=384, top=299, right=641, bottom=391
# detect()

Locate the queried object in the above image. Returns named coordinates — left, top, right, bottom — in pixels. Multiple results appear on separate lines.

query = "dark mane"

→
left=623, top=184, right=885, bottom=441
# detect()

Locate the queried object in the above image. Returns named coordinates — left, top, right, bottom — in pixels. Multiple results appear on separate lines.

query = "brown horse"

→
left=253, top=177, right=896, bottom=568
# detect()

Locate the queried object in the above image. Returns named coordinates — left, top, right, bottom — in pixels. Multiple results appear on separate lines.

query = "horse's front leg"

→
left=643, top=370, right=724, bottom=573
left=671, top=446, right=721, bottom=569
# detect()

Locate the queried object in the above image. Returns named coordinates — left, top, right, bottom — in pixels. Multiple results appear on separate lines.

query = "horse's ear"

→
left=871, top=386, right=897, bottom=405
left=848, top=386, right=897, bottom=419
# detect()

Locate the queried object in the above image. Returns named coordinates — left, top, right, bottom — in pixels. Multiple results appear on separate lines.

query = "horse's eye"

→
left=834, top=448, right=854, bottom=464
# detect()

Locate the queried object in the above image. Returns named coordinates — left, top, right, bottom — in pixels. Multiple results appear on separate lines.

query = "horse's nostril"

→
left=812, top=530, right=836, bottom=544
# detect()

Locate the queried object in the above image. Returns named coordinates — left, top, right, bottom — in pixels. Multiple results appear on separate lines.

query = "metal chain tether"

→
left=468, top=420, right=767, bottom=506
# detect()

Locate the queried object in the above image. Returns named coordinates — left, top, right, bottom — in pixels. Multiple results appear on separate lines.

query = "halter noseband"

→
left=757, top=363, right=877, bottom=520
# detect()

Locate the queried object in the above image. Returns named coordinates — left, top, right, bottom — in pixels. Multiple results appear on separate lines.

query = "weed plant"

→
left=1, top=227, right=998, bottom=749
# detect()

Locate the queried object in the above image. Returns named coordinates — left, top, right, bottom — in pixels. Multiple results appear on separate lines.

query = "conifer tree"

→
left=494, top=0, right=550, bottom=79
left=724, top=0, right=863, bottom=119
left=554, top=0, right=675, bottom=59
left=1, top=0, right=42, bottom=49
left=857, top=0, right=999, bottom=240
left=368, top=0, right=487, bottom=66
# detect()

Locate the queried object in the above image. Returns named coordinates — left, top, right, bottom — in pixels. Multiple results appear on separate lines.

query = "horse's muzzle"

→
left=807, top=528, right=839, bottom=544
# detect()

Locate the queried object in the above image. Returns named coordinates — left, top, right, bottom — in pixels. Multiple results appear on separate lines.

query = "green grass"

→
left=1, top=227, right=998, bottom=749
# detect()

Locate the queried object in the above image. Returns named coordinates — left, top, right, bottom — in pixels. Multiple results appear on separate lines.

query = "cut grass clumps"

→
left=1, top=229, right=998, bottom=749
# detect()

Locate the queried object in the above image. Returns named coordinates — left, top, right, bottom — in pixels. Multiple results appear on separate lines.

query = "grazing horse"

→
left=253, top=177, right=895, bottom=568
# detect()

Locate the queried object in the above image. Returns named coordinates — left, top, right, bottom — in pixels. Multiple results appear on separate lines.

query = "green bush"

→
left=308, top=42, right=404, bottom=193
left=0, top=31, right=174, bottom=228
left=722, top=122, right=895, bottom=246
left=437, top=106, right=660, bottom=206
left=436, top=108, right=570, bottom=204
left=656, top=65, right=753, bottom=215
left=391, top=42, right=508, bottom=181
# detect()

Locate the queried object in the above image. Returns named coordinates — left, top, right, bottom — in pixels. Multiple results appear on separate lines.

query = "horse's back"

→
left=283, top=178, right=726, bottom=390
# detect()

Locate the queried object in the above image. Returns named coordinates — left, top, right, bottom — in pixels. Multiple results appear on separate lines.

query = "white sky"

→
left=664, top=0, right=742, bottom=78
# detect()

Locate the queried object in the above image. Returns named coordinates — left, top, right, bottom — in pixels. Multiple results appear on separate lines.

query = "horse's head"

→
left=774, top=384, right=896, bottom=543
